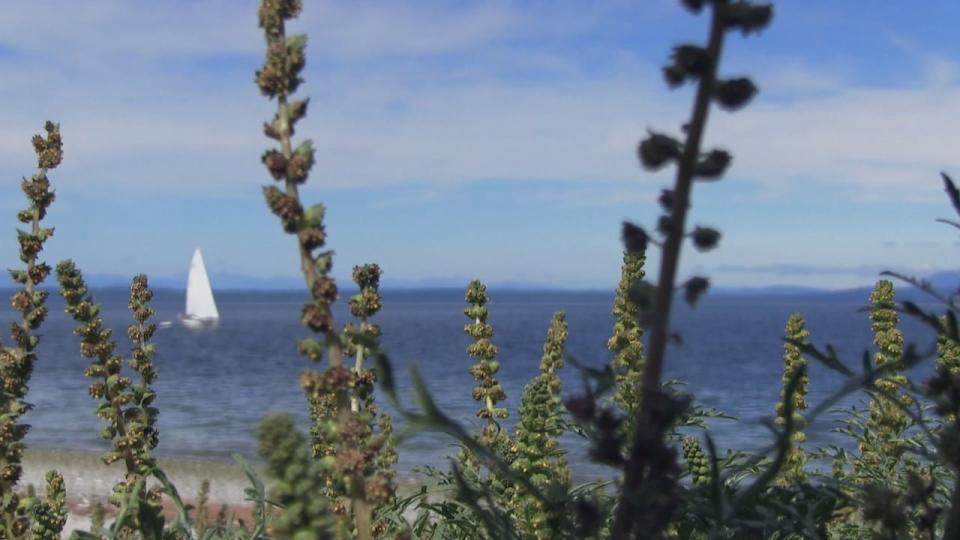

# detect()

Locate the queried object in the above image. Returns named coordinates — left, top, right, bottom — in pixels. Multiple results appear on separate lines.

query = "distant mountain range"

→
left=11, top=270, right=960, bottom=298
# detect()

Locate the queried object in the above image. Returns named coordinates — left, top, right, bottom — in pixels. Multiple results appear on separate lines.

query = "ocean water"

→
left=8, top=286, right=943, bottom=490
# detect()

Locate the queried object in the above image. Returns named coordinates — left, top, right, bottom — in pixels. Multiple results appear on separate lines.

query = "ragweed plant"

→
left=539, top=311, right=567, bottom=395
left=855, top=280, right=911, bottom=480
left=612, top=2, right=771, bottom=537
left=507, top=312, right=571, bottom=539
left=344, top=264, right=383, bottom=413
left=256, top=0, right=343, bottom=371
left=508, top=377, right=570, bottom=540
left=459, top=280, right=511, bottom=469
left=455, top=280, right=514, bottom=523
left=464, top=280, right=507, bottom=423
left=16, top=1, right=960, bottom=539
left=257, top=414, right=334, bottom=540
left=256, top=1, right=387, bottom=538
left=454, top=280, right=520, bottom=528
left=56, top=264, right=162, bottom=508
left=0, top=121, right=63, bottom=540
left=16, top=471, right=67, bottom=540
left=341, top=263, right=397, bottom=534
left=938, top=314, right=960, bottom=377
left=607, top=249, right=646, bottom=421
left=774, top=313, right=810, bottom=485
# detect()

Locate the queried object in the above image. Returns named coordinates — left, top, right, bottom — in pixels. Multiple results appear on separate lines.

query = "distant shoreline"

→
left=0, top=284, right=947, bottom=304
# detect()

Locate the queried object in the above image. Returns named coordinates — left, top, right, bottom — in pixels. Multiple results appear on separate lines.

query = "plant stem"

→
left=352, top=345, right=364, bottom=412
left=276, top=52, right=344, bottom=369
left=611, top=3, right=727, bottom=538
left=642, top=3, right=725, bottom=398
left=112, top=395, right=139, bottom=481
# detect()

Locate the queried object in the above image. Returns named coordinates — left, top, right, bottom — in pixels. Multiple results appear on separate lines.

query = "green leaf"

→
left=302, top=203, right=326, bottom=228
left=286, top=34, right=308, bottom=52
left=136, top=499, right=165, bottom=540
left=150, top=467, right=193, bottom=535
left=68, top=531, right=103, bottom=540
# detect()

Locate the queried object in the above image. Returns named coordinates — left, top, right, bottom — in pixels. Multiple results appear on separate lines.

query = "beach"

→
left=22, top=448, right=257, bottom=535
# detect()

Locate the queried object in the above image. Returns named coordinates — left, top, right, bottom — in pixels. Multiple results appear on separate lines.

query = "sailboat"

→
left=178, top=248, right=220, bottom=328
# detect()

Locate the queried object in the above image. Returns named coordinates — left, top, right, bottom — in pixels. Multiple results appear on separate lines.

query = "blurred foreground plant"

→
left=612, top=1, right=771, bottom=537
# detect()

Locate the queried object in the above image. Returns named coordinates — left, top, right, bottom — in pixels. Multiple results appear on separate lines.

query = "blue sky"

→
left=0, top=1, right=958, bottom=289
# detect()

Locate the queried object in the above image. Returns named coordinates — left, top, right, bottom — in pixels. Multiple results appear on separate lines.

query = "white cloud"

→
left=0, top=1, right=956, bottom=206
left=708, top=76, right=960, bottom=201
left=306, top=2, right=519, bottom=59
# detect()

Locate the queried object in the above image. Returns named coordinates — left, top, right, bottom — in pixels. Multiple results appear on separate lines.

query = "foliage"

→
left=463, top=280, right=508, bottom=422
left=57, top=264, right=164, bottom=508
left=775, top=314, right=810, bottom=486
left=12, top=1, right=960, bottom=539
left=257, top=414, right=334, bottom=540
left=507, top=312, right=571, bottom=539
left=608, top=250, right=646, bottom=423
left=0, top=121, right=62, bottom=540
left=612, top=0, right=771, bottom=536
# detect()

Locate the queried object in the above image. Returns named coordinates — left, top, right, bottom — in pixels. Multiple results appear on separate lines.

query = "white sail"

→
left=185, top=248, right=219, bottom=321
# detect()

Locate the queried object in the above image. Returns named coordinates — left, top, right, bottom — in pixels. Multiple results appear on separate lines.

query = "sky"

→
left=0, top=1, right=959, bottom=290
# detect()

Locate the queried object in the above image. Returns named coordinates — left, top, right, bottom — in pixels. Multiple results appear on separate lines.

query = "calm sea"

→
left=7, top=286, right=943, bottom=487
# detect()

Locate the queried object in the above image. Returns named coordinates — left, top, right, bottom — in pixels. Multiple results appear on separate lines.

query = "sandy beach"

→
left=22, top=448, right=266, bottom=536
left=21, top=447, right=428, bottom=537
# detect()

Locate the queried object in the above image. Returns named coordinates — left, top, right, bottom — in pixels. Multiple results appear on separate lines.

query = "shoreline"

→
left=22, top=447, right=256, bottom=506
left=21, top=447, right=431, bottom=536
left=22, top=447, right=257, bottom=535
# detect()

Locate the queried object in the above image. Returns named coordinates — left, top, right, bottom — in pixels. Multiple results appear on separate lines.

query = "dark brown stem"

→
left=642, top=4, right=725, bottom=397
left=610, top=2, right=727, bottom=538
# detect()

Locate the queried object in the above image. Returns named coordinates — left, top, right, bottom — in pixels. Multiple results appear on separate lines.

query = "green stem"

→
left=109, top=382, right=140, bottom=487
left=267, top=18, right=363, bottom=539
left=274, top=37, right=343, bottom=369
left=351, top=344, right=364, bottom=413
left=0, top=169, right=45, bottom=506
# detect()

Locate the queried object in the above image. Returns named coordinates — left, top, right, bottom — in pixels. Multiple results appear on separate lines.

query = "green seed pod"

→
left=681, top=436, right=710, bottom=488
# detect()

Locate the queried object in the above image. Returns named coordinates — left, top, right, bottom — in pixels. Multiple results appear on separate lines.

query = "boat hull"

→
left=178, top=314, right=219, bottom=329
